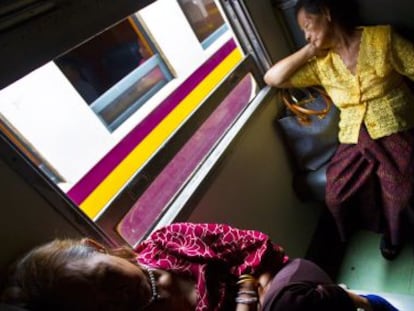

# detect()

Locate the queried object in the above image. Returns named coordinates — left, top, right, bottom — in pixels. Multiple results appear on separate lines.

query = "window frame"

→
left=90, top=54, right=173, bottom=132
left=0, top=0, right=275, bottom=248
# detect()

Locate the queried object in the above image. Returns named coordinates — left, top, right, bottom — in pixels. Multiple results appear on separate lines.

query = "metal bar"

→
left=220, top=0, right=273, bottom=74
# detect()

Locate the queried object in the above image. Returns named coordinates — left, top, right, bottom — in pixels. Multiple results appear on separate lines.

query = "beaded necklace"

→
left=141, top=268, right=160, bottom=310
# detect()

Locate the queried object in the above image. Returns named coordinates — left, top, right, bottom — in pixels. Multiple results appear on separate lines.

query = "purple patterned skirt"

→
left=326, top=126, right=414, bottom=245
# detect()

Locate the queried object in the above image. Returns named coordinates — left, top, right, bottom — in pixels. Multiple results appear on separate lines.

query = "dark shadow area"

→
left=305, top=209, right=347, bottom=280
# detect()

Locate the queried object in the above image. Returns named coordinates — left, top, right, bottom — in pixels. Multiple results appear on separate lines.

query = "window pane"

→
left=177, top=0, right=225, bottom=44
left=55, top=17, right=172, bottom=131
left=90, top=57, right=170, bottom=131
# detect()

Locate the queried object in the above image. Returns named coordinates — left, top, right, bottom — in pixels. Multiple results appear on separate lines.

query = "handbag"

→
left=276, top=87, right=340, bottom=171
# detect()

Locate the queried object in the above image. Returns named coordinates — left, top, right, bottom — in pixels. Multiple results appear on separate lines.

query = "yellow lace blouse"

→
left=289, top=25, right=414, bottom=144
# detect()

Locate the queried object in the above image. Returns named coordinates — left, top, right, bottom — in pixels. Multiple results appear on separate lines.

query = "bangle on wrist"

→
left=238, top=290, right=257, bottom=296
left=237, top=274, right=258, bottom=287
left=235, top=296, right=258, bottom=305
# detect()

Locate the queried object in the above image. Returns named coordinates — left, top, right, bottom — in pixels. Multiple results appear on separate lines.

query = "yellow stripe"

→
left=80, top=48, right=243, bottom=218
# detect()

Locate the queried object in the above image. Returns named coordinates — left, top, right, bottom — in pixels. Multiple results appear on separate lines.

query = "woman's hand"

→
left=256, top=272, right=274, bottom=306
left=305, top=42, right=329, bottom=58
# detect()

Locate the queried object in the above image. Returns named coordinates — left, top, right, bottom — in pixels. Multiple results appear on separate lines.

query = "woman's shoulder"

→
left=359, top=25, right=393, bottom=45
left=361, top=24, right=392, bottom=35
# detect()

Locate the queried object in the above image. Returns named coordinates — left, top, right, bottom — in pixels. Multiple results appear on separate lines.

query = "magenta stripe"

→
left=67, top=39, right=237, bottom=204
left=117, top=75, right=253, bottom=244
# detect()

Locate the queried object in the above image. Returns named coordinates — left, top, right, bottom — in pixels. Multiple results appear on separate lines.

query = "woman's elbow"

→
left=263, top=71, right=287, bottom=88
left=263, top=71, right=274, bottom=86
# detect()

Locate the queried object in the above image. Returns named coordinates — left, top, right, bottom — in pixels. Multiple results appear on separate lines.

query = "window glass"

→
left=177, top=0, right=227, bottom=48
left=55, top=17, right=173, bottom=131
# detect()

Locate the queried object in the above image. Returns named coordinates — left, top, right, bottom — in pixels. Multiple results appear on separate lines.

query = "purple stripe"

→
left=67, top=39, right=237, bottom=204
left=117, top=75, right=253, bottom=244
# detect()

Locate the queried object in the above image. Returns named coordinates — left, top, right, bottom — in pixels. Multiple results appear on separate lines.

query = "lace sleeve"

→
left=390, top=29, right=414, bottom=80
left=289, top=59, right=321, bottom=87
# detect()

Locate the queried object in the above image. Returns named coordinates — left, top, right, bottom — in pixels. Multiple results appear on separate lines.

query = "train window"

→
left=55, top=17, right=173, bottom=132
left=0, top=0, right=268, bottom=245
left=177, top=0, right=227, bottom=49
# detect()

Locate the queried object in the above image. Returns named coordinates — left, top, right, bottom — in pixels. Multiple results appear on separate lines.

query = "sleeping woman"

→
left=1, top=222, right=397, bottom=311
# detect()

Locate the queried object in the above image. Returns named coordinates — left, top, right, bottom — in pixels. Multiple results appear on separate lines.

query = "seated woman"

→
left=1, top=223, right=397, bottom=311
left=264, top=0, right=414, bottom=260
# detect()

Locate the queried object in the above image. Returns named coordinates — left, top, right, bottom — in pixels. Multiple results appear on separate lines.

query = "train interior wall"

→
left=0, top=157, right=83, bottom=285
left=185, top=0, right=321, bottom=257
left=187, top=91, right=321, bottom=257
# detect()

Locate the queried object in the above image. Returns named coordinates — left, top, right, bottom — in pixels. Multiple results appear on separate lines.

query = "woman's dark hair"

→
left=294, top=0, right=360, bottom=32
left=0, top=239, right=140, bottom=311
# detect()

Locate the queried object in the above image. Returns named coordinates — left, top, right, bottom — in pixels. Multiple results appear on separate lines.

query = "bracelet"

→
left=235, top=296, right=258, bottom=304
left=239, top=274, right=256, bottom=280
left=238, top=290, right=257, bottom=296
left=237, top=274, right=258, bottom=286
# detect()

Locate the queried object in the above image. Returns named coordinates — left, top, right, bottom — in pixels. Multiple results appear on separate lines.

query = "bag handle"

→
left=279, top=86, right=333, bottom=125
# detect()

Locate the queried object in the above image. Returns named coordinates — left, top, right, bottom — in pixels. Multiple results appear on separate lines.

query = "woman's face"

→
left=72, top=253, right=154, bottom=309
left=297, top=7, right=333, bottom=49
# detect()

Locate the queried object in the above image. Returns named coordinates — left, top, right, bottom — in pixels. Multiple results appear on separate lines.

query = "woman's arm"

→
left=234, top=272, right=276, bottom=311
left=347, top=291, right=399, bottom=311
left=390, top=29, right=414, bottom=81
left=235, top=275, right=260, bottom=311
left=346, top=291, right=373, bottom=311
left=263, top=43, right=318, bottom=88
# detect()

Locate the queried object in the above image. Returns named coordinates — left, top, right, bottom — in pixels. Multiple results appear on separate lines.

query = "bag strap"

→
left=280, top=87, right=333, bottom=125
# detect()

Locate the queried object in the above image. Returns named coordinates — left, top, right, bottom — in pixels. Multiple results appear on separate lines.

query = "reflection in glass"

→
left=93, top=59, right=170, bottom=131
left=55, top=17, right=173, bottom=131
left=177, top=0, right=226, bottom=44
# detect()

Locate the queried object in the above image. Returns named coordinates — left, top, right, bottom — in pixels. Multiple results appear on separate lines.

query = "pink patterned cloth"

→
left=135, top=223, right=288, bottom=311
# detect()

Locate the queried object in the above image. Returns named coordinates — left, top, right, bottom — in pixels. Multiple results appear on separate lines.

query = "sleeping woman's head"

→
left=294, top=0, right=360, bottom=49
left=1, top=239, right=155, bottom=311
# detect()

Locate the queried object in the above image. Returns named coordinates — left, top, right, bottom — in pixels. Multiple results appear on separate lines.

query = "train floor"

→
left=337, top=230, right=414, bottom=295
left=306, top=211, right=414, bottom=296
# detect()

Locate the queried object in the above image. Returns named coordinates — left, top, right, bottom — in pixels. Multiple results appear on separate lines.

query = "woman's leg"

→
left=374, top=129, right=414, bottom=248
left=325, top=127, right=414, bottom=258
left=325, top=140, right=382, bottom=241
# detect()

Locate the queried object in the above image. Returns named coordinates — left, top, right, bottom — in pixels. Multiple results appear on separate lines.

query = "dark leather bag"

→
left=276, top=87, right=340, bottom=172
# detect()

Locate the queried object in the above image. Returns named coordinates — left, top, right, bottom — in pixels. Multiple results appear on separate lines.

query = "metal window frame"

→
left=0, top=129, right=116, bottom=247
left=219, top=0, right=273, bottom=74
left=90, top=54, right=173, bottom=132
left=0, top=0, right=276, bottom=248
